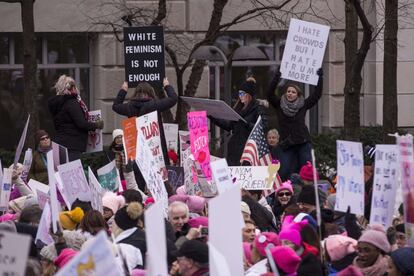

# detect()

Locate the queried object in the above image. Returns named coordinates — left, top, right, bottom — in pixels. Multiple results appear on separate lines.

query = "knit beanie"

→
left=243, top=242, right=253, bottom=264
left=390, top=247, right=414, bottom=275
left=35, top=129, right=49, bottom=145
left=54, top=248, right=77, bottom=268
left=186, top=196, right=207, bottom=214
left=297, top=185, right=316, bottom=206
left=241, top=201, right=251, bottom=215
left=176, top=185, right=186, bottom=195
left=254, top=232, right=280, bottom=257
left=59, top=207, right=84, bottom=230
left=270, top=246, right=301, bottom=274
left=188, top=216, right=208, bottom=228
left=275, top=180, right=294, bottom=195
left=114, top=202, right=143, bottom=230
left=279, top=216, right=308, bottom=247
left=102, top=192, right=125, bottom=215
left=299, top=161, right=319, bottom=182
left=325, top=235, right=357, bottom=262
left=358, top=224, right=391, bottom=253
left=239, top=78, right=256, bottom=97
left=112, top=129, right=124, bottom=141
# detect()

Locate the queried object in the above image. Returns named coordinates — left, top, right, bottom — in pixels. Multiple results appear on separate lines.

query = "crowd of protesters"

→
left=0, top=72, right=413, bottom=276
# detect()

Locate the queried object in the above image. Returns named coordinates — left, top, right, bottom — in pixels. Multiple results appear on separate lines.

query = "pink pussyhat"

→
left=275, top=180, right=294, bottom=195
left=279, top=218, right=308, bottom=247
left=54, top=248, right=77, bottom=268
left=270, top=246, right=301, bottom=275
left=176, top=185, right=187, bottom=195
left=243, top=242, right=253, bottom=264
left=254, top=232, right=280, bottom=257
left=0, top=213, right=18, bottom=222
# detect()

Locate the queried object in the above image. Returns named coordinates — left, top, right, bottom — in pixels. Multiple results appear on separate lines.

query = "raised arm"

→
left=112, top=82, right=131, bottom=116
left=267, top=70, right=282, bottom=109
left=304, top=68, right=323, bottom=109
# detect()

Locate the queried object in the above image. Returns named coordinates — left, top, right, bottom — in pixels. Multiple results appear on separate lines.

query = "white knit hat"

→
left=112, top=129, right=124, bottom=141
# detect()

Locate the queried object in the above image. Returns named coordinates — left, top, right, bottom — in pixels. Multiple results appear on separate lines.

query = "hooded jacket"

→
left=48, top=95, right=97, bottom=152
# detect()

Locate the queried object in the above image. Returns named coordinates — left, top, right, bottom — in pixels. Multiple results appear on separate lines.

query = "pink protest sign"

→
left=187, top=111, right=212, bottom=181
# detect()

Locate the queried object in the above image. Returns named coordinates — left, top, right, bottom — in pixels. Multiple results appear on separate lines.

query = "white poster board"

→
left=369, top=145, right=398, bottom=228
left=0, top=168, right=12, bottom=211
left=210, top=159, right=233, bottom=194
left=181, top=97, right=246, bottom=123
left=35, top=202, right=54, bottom=246
left=0, top=230, right=31, bottom=276
left=97, top=161, right=121, bottom=192
left=47, top=151, right=60, bottom=233
left=86, top=110, right=103, bottom=153
left=229, top=166, right=277, bottom=190
left=163, top=123, right=179, bottom=152
left=88, top=167, right=104, bottom=213
left=58, top=160, right=92, bottom=205
left=56, top=231, right=122, bottom=276
left=21, top=148, right=32, bottom=182
left=335, top=140, right=364, bottom=216
left=281, top=18, right=330, bottom=85
left=136, top=111, right=167, bottom=180
left=28, top=179, right=50, bottom=209
left=13, top=115, right=30, bottom=167
left=52, top=142, right=69, bottom=172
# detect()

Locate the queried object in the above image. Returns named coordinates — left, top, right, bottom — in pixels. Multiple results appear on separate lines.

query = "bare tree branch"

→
left=151, top=0, right=166, bottom=26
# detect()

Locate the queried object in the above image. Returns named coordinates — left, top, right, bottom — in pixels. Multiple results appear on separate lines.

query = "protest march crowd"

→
left=1, top=23, right=414, bottom=276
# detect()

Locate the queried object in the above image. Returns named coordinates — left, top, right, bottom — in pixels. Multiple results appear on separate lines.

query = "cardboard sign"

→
left=21, top=148, right=32, bottom=182
left=182, top=148, right=196, bottom=195
left=145, top=201, right=168, bottom=276
left=97, top=161, right=120, bottom=192
left=281, top=18, right=330, bottom=85
left=179, top=130, right=190, bottom=166
left=229, top=166, right=279, bottom=190
left=123, top=26, right=165, bottom=88
left=35, top=202, right=54, bottom=246
left=194, top=160, right=217, bottom=197
left=28, top=179, right=50, bottom=209
left=56, top=231, right=122, bottom=276
left=55, top=171, right=71, bottom=209
left=370, top=145, right=398, bottom=228
left=58, top=160, right=92, bottom=205
left=0, top=230, right=32, bottom=276
left=335, top=140, right=365, bottom=216
left=86, top=110, right=103, bottom=153
left=0, top=168, right=12, bottom=211
left=400, top=161, right=414, bottom=246
left=137, top=111, right=167, bottom=180
left=188, top=111, right=212, bottom=181
left=47, top=151, right=60, bottom=233
left=167, top=166, right=184, bottom=192
left=88, top=167, right=104, bottom=213
left=52, top=142, right=69, bottom=171
left=210, top=159, right=233, bottom=194
left=122, top=116, right=138, bottom=162
left=163, top=123, right=179, bottom=153
left=13, top=114, right=30, bottom=167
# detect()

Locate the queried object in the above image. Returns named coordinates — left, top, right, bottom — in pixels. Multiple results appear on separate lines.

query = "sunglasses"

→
left=40, top=136, right=50, bottom=141
left=278, top=192, right=292, bottom=197
left=238, top=90, right=247, bottom=97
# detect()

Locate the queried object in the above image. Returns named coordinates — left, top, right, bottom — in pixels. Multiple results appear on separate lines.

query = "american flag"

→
left=240, top=116, right=273, bottom=166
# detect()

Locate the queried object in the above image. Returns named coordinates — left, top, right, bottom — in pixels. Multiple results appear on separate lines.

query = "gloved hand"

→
left=125, top=159, right=134, bottom=173
left=95, top=120, right=104, bottom=130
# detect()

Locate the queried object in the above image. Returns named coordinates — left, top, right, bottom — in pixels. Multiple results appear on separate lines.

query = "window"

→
left=0, top=33, right=91, bottom=150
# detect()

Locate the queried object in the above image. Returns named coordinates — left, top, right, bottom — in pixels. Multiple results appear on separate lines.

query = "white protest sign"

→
left=97, top=161, right=121, bottom=192
left=56, top=231, right=122, bottom=276
left=13, top=114, right=30, bottom=167
left=52, top=142, right=69, bottom=171
left=229, top=166, right=277, bottom=190
left=87, top=110, right=103, bottom=153
left=210, top=159, right=234, bottom=194
left=145, top=201, right=168, bottom=276
left=400, top=161, right=414, bottom=246
left=28, top=179, right=50, bottom=209
left=370, top=145, right=398, bottom=228
left=395, top=135, right=413, bottom=216
left=182, top=148, right=196, bottom=195
left=0, top=230, right=31, bottom=276
left=47, top=150, right=60, bottom=233
left=137, top=111, right=168, bottom=181
left=163, top=123, right=179, bottom=153
left=21, top=148, right=32, bottom=182
left=88, top=167, right=104, bottom=213
left=281, top=18, right=330, bottom=85
left=58, top=159, right=92, bottom=204
left=209, top=243, right=232, bottom=276
left=179, top=130, right=190, bottom=166
left=209, top=185, right=244, bottom=276
left=55, top=171, right=71, bottom=209
left=0, top=168, right=12, bottom=211
left=0, top=159, right=3, bottom=188
left=35, top=202, right=54, bottom=246
left=335, top=140, right=364, bottom=216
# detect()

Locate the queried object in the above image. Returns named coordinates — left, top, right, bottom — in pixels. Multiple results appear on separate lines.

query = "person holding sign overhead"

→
left=267, top=67, right=323, bottom=181
left=208, top=77, right=267, bottom=166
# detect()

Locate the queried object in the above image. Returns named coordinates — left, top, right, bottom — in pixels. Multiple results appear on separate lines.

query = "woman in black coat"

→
left=209, top=77, right=267, bottom=166
left=267, top=68, right=323, bottom=181
left=48, top=75, right=103, bottom=161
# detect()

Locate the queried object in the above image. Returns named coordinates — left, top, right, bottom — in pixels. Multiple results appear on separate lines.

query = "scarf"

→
left=353, top=254, right=389, bottom=276
left=280, top=94, right=305, bottom=117
left=75, top=94, right=89, bottom=121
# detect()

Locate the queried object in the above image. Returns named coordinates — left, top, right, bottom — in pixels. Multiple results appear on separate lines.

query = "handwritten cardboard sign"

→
left=58, top=160, right=92, bottom=204
left=28, top=179, right=50, bottom=209
left=210, top=159, right=233, bottom=194
left=86, top=110, right=103, bottom=153
left=163, top=123, right=179, bottom=153
left=21, top=148, right=32, bottom=182
left=35, top=202, right=54, bottom=246
left=13, top=115, right=30, bottom=167
left=0, top=168, right=12, bottom=211
left=47, top=151, right=60, bottom=233
left=97, top=161, right=120, bottom=192
left=122, top=116, right=138, bottom=162
left=229, top=166, right=279, bottom=190
left=88, top=167, right=104, bottom=213
left=0, top=230, right=32, bottom=276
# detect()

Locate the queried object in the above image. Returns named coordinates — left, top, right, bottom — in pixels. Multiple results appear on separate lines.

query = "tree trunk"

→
left=382, top=0, right=398, bottom=144
left=21, top=0, right=38, bottom=148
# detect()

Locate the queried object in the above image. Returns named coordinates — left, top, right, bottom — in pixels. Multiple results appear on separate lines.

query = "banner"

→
left=167, top=166, right=184, bottom=192
left=229, top=166, right=279, bottom=190
left=88, top=167, right=104, bottom=213
left=21, top=148, right=32, bottom=182
left=335, top=140, right=364, bottom=216
left=137, top=111, right=167, bottom=180
left=13, top=114, right=30, bottom=167
left=281, top=18, right=330, bottom=85
left=369, top=145, right=398, bottom=228
left=163, top=123, right=179, bottom=153
left=86, top=110, right=103, bottom=153
left=122, top=116, right=138, bottom=162
left=58, top=160, right=92, bottom=205
left=0, top=168, right=12, bottom=211
left=123, top=25, right=165, bottom=89
left=188, top=111, right=212, bottom=181
left=97, top=161, right=121, bottom=192
left=56, top=231, right=122, bottom=276
left=0, top=230, right=32, bottom=276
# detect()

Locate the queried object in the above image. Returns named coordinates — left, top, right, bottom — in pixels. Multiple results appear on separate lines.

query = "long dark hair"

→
left=132, top=82, right=157, bottom=100
left=79, top=210, right=109, bottom=235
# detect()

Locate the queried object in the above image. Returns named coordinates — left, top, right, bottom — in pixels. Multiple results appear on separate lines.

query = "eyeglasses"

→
left=238, top=90, right=247, bottom=97
left=278, top=192, right=292, bottom=197
left=40, top=136, right=50, bottom=141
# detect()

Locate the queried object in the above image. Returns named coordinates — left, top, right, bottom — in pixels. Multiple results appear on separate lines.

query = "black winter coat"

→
left=209, top=99, right=267, bottom=166
left=267, top=75, right=323, bottom=148
left=112, top=85, right=178, bottom=167
left=48, top=95, right=97, bottom=152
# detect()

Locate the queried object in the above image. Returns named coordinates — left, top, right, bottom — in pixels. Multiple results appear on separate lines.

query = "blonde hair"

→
left=54, top=75, right=77, bottom=95
left=267, top=129, right=279, bottom=138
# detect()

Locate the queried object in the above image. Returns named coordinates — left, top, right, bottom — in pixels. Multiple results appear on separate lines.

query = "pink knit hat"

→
left=254, top=232, right=280, bottom=257
left=325, top=235, right=357, bottom=262
left=358, top=224, right=391, bottom=253
left=168, top=194, right=188, bottom=204
left=270, top=246, right=301, bottom=274
left=131, top=269, right=146, bottom=276
left=176, top=185, right=186, bottom=195
left=0, top=213, right=18, bottom=222
left=54, top=248, right=77, bottom=268
left=243, top=242, right=253, bottom=264
left=186, top=196, right=207, bottom=214
left=279, top=216, right=308, bottom=247
left=188, top=216, right=208, bottom=228
left=102, top=192, right=125, bottom=214
left=299, top=161, right=319, bottom=181
left=275, top=180, right=294, bottom=195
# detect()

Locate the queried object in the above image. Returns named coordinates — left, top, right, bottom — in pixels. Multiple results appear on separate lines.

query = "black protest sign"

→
left=124, top=26, right=165, bottom=88
left=167, top=166, right=184, bottom=192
